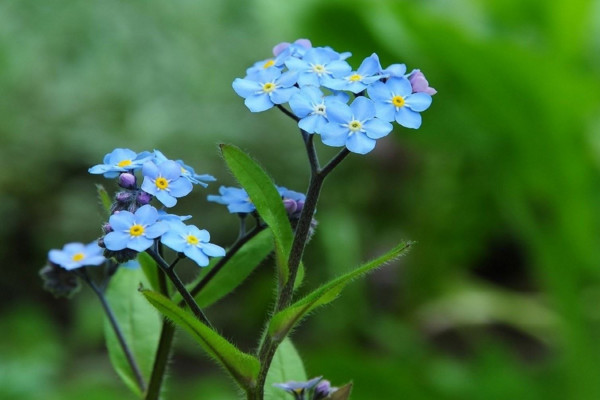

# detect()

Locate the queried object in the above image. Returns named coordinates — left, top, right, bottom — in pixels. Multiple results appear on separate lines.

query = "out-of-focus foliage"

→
left=1, top=0, right=600, bottom=399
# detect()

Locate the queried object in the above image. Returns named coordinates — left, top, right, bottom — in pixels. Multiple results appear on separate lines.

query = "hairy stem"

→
left=81, top=268, right=147, bottom=393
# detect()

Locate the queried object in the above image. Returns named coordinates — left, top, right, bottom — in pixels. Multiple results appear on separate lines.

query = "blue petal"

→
left=299, top=114, right=326, bottom=134
left=200, top=242, right=226, bottom=257
left=327, top=60, right=352, bottom=77
left=346, top=133, right=376, bottom=154
left=232, top=78, right=261, bottom=98
left=142, top=161, right=160, bottom=179
left=141, top=178, right=158, bottom=196
left=350, top=97, right=376, bottom=121
left=364, top=118, right=393, bottom=139
left=367, top=80, right=391, bottom=102
left=108, top=148, right=137, bottom=165
left=168, top=177, right=193, bottom=198
left=277, top=70, right=299, bottom=88
left=289, top=93, right=313, bottom=118
left=387, top=77, right=412, bottom=97
left=270, top=87, right=298, bottom=104
left=320, top=123, right=349, bottom=147
left=109, top=211, right=135, bottom=231
left=135, top=205, right=159, bottom=225
left=395, top=107, right=422, bottom=129
left=245, top=94, right=273, bottom=112
left=374, top=102, right=396, bottom=122
left=145, top=221, right=169, bottom=239
left=227, top=202, right=255, bottom=213
left=161, top=231, right=186, bottom=252
left=160, top=160, right=182, bottom=181
left=185, top=246, right=210, bottom=267
left=189, top=226, right=210, bottom=242
left=405, top=93, right=432, bottom=112
left=357, top=54, right=381, bottom=76
left=128, top=236, right=153, bottom=252
left=325, top=101, right=352, bottom=124
left=156, top=190, right=177, bottom=208
left=104, top=231, right=130, bottom=251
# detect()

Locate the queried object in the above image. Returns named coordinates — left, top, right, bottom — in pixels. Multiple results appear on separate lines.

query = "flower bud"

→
left=115, top=191, right=133, bottom=203
left=408, top=70, right=437, bottom=95
left=39, top=263, right=81, bottom=298
left=283, top=198, right=298, bottom=215
left=313, top=380, right=336, bottom=400
left=137, top=191, right=152, bottom=205
left=118, top=173, right=137, bottom=189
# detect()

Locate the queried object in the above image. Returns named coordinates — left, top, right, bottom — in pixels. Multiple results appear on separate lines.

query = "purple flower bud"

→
left=272, top=38, right=312, bottom=56
left=296, top=200, right=305, bottom=213
left=283, top=198, right=298, bottom=215
left=118, top=172, right=137, bottom=189
left=408, top=70, right=437, bottom=95
left=102, top=223, right=113, bottom=234
left=115, top=191, right=133, bottom=203
left=137, top=191, right=152, bottom=205
left=313, top=380, right=336, bottom=400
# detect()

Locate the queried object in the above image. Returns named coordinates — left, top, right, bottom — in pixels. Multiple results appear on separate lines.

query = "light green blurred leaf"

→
left=269, top=241, right=413, bottom=340
left=264, top=338, right=307, bottom=400
left=141, top=289, right=260, bottom=391
left=137, top=252, right=160, bottom=293
left=104, top=268, right=161, bottom=397
left=96, top=184, right=112, bottom=216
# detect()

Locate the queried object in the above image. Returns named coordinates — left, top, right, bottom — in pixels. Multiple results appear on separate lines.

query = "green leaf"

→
left=104, top=268, right=161, bottom=397
left=330, top=382, right=353, bottom=400
left=269, top=241, right=413, bottom=341
left=264, top=338, right=307, bottom=400
left=195, top=229, right=274, bottom=308
left=141, top=289, right=260, bottom=390
left=220, top=144, right=294, bottom=286
left=96, top=184, right=112, bottom=216
left=137, top=251, right=160, bottom=292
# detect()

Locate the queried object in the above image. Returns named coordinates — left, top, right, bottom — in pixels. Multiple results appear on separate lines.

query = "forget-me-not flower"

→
left=161, top=222, right=225, bottom=267
left=141, top=160, right=193, bottom=207
left=288, top=86, right=348, bottom=134
left=207, top=186, right=255, bottom=214
left=104, top=205, right=169, bottom=252
left=48, top=242, right=106, bottom=270
left=232, top=68, right=299, bottom=112
left=153, top=150, right=216, bottom=187
left=88, top=148, right=153, bottom=178
left=322, top=53, right=384, bottom=93
left=367, top=77, right=432, bottom=129
left=320, top=96, right=393, bottom=154
left=285, top=47, right=352, bottom=87
left=273, top=376, right=323, bottom=400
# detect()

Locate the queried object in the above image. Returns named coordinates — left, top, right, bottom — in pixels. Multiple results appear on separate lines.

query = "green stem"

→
left=146, top=248, right=212, bottom=327
left=81, top=268, right=147, bottom=393
left=145, top=261, right=173, bottom=400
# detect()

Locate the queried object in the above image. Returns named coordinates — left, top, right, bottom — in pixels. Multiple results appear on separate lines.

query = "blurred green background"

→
left=2, top=0, right=600, bottom=399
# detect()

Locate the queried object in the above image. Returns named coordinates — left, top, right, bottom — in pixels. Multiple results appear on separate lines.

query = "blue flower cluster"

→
left=233, top=39, right=436, bottom=155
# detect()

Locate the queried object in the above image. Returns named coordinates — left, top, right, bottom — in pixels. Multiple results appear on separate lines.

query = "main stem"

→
left=83, top=269, right=147, bottom=393
left=253, top=147, right=350, bottom=399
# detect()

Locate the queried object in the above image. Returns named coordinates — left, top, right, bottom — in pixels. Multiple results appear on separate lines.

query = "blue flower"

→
left=246, top=57, right=281, bottom=76
left=288, top=86, right=349, bottom=134
left=320, top=96, right=393, bottom=154
left=48, top=242, right=106, bottom=270
left=322, top=53, right=384, bottom=93
left=141, top=160, right=193, bottom=207
left=161, top=222, right=225, bottom=267
left=104, top=205, right=169, bottom=252
left=285, top=47, right=352, bottom=87
left=273, top=377, right=322, bottom=400
left=232, top=68, right=299, bottom=112
left=157, top=210, right=192, bottom=228
left=207, top=186, right=255, bottom=213
left=153, top=150, right=216, bottom=187
left=367, top=77, right=432, bottom=129
left=88, top=148, right=153, bottom=178
left=381, top=63, right=407, bottom=78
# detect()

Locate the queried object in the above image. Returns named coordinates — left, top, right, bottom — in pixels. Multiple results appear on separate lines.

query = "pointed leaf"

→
left=104, top=268, right=161, bottom=396
left=220, top=144, right=294, bottom=286
left=96, top=184, right=112, bottom=216
left=269, top=242, right=413, bottom=340
left=264, top=338, right=307, bottom=400
left=137, top=251, right=160, bottom=292
left=141, top=289, right=260, bottom=390
left=330, top=382, right=353, bottom=400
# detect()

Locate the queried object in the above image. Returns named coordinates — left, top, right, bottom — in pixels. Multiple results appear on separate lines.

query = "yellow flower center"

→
left=262, top=82, right=276, bottom=93
left=155, top=177, right=169, bottom=190
left=348, top=120, right=362, bottom=132
left=129, top=224, right=144, bottom=237
left=263, top=59, right=275, bottom=68
left=117, top=159, right=132, bottom=168
left=392, top=95, right=405, bottom=108
left=72, top=253, right=85, bottom=262
left=349, top=74, right=362, bottom=82
left=186, top=235, right=199, bottom=246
